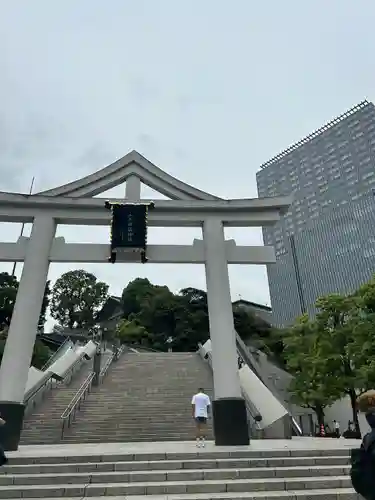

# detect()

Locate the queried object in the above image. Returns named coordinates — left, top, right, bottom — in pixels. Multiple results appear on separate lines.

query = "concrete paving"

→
left=8, top=437, right=361, bottom=459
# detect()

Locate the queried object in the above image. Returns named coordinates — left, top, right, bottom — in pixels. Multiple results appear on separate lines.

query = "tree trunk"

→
left=348, top=388, right=361, bottom=435
left=315, top=405, right=325, bottom=432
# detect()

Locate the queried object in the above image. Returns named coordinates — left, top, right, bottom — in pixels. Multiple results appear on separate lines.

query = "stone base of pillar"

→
left=212, top=397, right=249, bottom=446
left=0, top=402, right=25, bottom=451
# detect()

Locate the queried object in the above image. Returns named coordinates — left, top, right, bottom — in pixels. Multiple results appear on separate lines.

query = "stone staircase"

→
left=63, top=352, right=214, bottom=443
left=0, top=444, right=360, bottom=498
left=20, top=359, right=94, bottom=445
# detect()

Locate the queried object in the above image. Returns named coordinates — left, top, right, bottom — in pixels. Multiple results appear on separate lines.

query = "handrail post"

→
left=93, top=345, right=101, bottom=387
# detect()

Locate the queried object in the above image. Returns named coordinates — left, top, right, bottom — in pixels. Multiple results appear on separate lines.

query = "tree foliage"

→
left=281, top=314, right=344, bottom=426
left=50, top=270, right=109, bottom=329
left=0, top=334, right=51, bottom=370
left=314, top=294, right=362, bottom=431
left=0, top=272, right=18, bottom=329
left=281, top=276, right=375, bottom=433
left=38, top=281, right=51, bottom=332
left=0, top=272, right=53, bottom=368
left=116, top=319, right=149, bottom=345
left=30, top=340, right=52, bottom=369
left=0, top=272, right=51, bottom=332
left=120, top=279, right=274, bottom=353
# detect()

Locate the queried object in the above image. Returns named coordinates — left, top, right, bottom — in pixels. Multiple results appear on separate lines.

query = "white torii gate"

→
left=0, top=150, right=291, bottom=450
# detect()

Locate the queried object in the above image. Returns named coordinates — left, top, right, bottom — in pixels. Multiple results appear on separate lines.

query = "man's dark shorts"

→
left=195, top=417, right=207, bottom=424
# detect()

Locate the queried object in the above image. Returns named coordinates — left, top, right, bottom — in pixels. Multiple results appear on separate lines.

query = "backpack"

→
left=351, top=433, right=375, bottom=498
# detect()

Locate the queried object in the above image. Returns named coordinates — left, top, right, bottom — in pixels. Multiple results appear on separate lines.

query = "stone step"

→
left=57, top=352, right=215, bottom=444
left=2, top=455, right=350, bottom=474
left=6, top=448, right=352, bottom=465
left=5, top=488, right=363, bottom=500
left=60, top=437, right=211, bottom=444
left=0, top=465, right=351, bottom=485
left=60, top=419, right=210, bottom=426
left=0, top=492, right=357, bottom=500
left=0, top=475, right=352, bottom=497
left=2, top=442, right=359, bottom=499
left=24, top=430, right=208, bottom=438
left=60, top=433, right=212, bottom=439
left=24, top=415, right=199, bottom=422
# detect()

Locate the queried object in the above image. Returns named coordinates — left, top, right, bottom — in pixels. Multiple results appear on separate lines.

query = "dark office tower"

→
left=256, top=100, right=375, bottom=327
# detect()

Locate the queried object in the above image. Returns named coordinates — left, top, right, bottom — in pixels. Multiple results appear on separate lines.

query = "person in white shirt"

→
left=333, top=419, right=340, bottom=438
left=191, top=388, right=211, bottom=447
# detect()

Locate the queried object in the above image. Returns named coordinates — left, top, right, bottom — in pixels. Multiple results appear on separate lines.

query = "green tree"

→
left=122, top=278, right=170, bottom=318
left=50, top=270, right=109, bottom=329
left=30, top=340, right=52, bottom=369
left=121, top=281, right=209, bottom=351
left=354, top=274, right=375, bottom=313
left=38, top=281, right=51, bottom=332
left=283, top=280, right=375, bottom=433
left=120, top=280, right=279, bottom=353
left=348, top=276, right=375, bottom=392
left=122, top=279, right=183, bottom=350
left=281, top=314, right=343, bottom=427
left=349, top=311, right=375, bottom=391
left=180, top=287, right=277, bottom=356
left=0, top=336, right=51, bottom=369
left=116, top=319, right=149, bottom=345
left=0, top=272, right=51, bottom=331
left=315, top=293, right=362, bottom=432
left=0, top=272, right=18, bottom=328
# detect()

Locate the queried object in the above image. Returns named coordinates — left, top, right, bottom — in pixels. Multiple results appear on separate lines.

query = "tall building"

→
left=256, top=100, right=375, bottom=327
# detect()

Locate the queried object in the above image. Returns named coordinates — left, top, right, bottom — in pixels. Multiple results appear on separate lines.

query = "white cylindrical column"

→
left=203, top=217, right=249, bottom=445
left=0, top=215, right=56, bottom=403
left=203, top=217, right=241, bottom=399
left=125, top=175, right=141, bottom=201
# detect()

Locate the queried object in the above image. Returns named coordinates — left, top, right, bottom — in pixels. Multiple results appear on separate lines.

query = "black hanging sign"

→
left=105, top=201, right=154, bottom=264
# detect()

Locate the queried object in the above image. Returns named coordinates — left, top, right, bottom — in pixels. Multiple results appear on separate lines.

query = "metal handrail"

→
left=59, top=354, right=88, bottom=384
left=24, top=353, right=86, bottom=406
left=59, top=345, right=126, bottom=439
left=41, top=337, right=72, bottom=371
left=24, top=373, right=55, bottom=406
left=98, top=349, right=117, bottom=383
left=60, top=372, right=95, bottom=439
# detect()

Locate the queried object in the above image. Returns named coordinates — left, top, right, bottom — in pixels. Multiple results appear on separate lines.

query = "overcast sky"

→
left=1, top=0, right=375, bottom=330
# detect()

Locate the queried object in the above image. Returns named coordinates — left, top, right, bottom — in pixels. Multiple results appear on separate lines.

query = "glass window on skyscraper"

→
left=257, top=100, right=375, bottom=327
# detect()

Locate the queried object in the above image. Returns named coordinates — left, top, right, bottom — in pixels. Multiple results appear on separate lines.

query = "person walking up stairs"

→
left=191, top=387, right=211, bottom=447
left=62, top=351, right=214, bottom=443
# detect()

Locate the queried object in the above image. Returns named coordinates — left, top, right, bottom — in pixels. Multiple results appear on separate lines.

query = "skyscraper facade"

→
left=256, top=100, right=375, bottom=327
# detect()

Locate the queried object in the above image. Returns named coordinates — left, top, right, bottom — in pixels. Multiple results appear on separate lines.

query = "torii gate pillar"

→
left=203, top=217, right=249, bottom=445
left=0, top=216, right=56, bottom=450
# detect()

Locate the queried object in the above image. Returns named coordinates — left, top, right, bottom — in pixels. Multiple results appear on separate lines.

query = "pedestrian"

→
left=351, top=411, right=375, bottom=499
left=191, top=387, right=211, bottom=448
left=333, top=419, right=340, bottom=438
